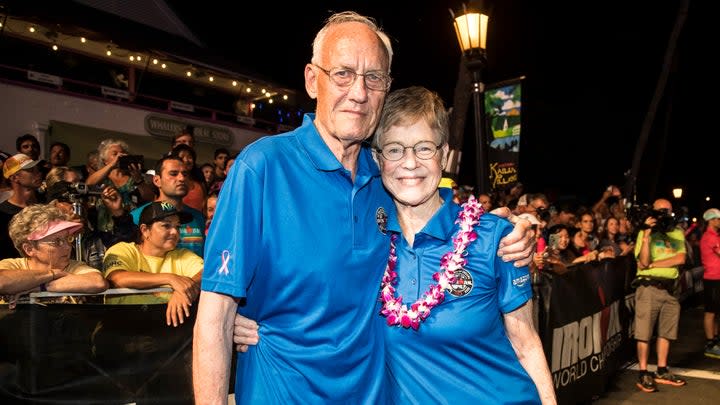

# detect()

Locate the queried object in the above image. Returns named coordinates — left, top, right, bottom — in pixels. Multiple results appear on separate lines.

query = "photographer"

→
left=46, top=182, right=137, bottom=270
left=85, top=139, right=154, bottom=233
left=633, top=198, right=687, bottom=392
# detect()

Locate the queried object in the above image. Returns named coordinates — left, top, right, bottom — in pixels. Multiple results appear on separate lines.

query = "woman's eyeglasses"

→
left=37, top=234, right=76, bottom=247
left=377, top=141, right=442, bottom=161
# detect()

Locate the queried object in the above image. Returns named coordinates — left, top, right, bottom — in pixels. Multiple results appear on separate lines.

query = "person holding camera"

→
left=633, top=198, right=687, bottom=392
left=85, top=139, right=154, bottom=233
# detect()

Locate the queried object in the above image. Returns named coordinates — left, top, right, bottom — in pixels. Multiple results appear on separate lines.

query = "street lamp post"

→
left=452, top=4, right=489, bottom=193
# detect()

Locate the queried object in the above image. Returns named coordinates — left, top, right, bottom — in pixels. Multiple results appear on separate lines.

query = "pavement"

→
left=591, top=299, right=720, bottom=404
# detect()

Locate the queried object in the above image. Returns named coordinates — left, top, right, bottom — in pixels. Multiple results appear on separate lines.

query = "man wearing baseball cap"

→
left=1, top=154, right=43, bottom=260
left=701, top=208, right=720, bottom=359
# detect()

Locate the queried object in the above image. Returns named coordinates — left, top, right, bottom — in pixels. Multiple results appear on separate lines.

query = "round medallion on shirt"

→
left=447, top=268, right=473, bottom=297
left=375, top=207, right=388, bottom=234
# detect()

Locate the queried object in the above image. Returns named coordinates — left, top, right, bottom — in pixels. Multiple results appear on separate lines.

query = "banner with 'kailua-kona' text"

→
left=484, top=77, right=523, bottom=191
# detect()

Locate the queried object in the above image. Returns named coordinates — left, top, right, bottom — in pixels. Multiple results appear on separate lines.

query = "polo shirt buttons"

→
left=411, top=278, right=417, bottom=285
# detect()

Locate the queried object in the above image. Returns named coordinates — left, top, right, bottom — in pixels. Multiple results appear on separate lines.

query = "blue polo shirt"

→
left=202, top=114, right=393, bottom=403
left=130, top=203, right=205, bottom=258
left=384, top=189, right=539, bottom=404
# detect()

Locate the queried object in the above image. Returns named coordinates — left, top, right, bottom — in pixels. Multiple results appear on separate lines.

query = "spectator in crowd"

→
left=196, top=11, right=534, bottom=404
left=533, top=223, right=577, bottom=275
left=1, top=154, right=43, bottom=260
left=47, top=183, right=137, bottom=270
left=130, top=155, right=205, bottom=258
left=86, top=139, right=154, bottom=232
left=700, top=208, right=720, bottom=359
left=200, top=163, right=215, bottom=191
left=209, top=153, right=236, bottom=195
left=0, top=203, right=107, bottom=308
left=498, top=181, right=524, bottom=208
left=172, top=128, right=195, bottom=149
left=514, top=193, right=529, bottom=215
left=170, top=144, right=206, bottom=212
left=203, top=193, right=218, bottom=236
left=15, top=134, right=48, bottom=178
left=617, top=215, right=634, bottom=246
left=633, top=198, right=687, bottom=392
left=212, top=147, right=230, bottom=184
left=547, top=201, right=577, bottom=228
left=597, top=216, right=633, bottom=257
left=103, top=201, right=203, bottom=327
left=478, top=192, right=493, bottom=213
left=74, top=151, right=100, bottom=181
left=47, top=142, right=71, bottom=169
left=592, top=184, right=623, bottom=228
left=570, top=210, right=600, bottom=263
left=525, top=193, right=550, bottom=225
left=44, top=166, right=81, bottom=190
left=0, top=151, right=11, bottom=204
left=15, top=134, right=41, bottom=161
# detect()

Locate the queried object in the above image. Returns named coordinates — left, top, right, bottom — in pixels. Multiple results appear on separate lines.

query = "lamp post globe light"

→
left=452, top=3, right=489, bottom=193
left=672, top=187, right=683, bottom=199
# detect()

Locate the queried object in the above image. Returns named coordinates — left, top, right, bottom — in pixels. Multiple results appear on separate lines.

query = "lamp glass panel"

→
left=453, top=13, right=488, bottom=51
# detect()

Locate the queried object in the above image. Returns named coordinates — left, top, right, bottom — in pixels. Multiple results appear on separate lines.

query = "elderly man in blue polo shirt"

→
left=192, top=11, right=535, bottom=404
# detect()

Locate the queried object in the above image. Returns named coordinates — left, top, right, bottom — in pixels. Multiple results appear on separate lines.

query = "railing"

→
left=0, top=63, right=301, bottom=134
left=26, top=287, right=172, bottom=303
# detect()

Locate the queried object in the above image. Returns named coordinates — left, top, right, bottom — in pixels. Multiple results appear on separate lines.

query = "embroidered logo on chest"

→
left=376, top=207, right=388, bottom=234
left=447, top=268, right=474, bottom=297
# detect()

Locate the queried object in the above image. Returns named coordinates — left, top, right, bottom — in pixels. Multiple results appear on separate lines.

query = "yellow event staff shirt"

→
left=634, top=228, right=686, bottom=280
left=103, top=242, right=203, bottom=304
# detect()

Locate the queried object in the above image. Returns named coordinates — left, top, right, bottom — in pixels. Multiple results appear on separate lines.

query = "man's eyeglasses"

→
left=37, top=234, right=76, bottom=247
left=312, top=64, right=392, bottom=92
left=377, top=141, right=442, bottom=161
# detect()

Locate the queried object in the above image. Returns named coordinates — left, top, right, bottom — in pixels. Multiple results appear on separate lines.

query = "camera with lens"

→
left=46, top=181, right=102, bottom=202
left=627, top=203, right=677, bottom=234
left=68, top=182, right=103, bottom=197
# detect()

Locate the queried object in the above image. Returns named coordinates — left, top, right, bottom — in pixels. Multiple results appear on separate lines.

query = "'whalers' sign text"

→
left=144, top=114, right=232, bottom=146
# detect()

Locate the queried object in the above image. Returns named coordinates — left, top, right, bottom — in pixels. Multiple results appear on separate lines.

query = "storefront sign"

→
left=144, top=114, right=232, bottom=145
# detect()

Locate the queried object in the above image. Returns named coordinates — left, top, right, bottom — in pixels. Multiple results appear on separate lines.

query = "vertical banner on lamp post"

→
left=484, top=77, right=524, bottom=191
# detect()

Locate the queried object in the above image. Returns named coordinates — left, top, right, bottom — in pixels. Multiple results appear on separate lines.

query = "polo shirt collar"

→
left=296, top=113, right=379, bottom=178
left=386, top=188, right=459, bottom=242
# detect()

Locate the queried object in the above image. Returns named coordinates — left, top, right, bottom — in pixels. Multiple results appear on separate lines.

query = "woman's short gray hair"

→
left=372, top=86, right=449, bottom=150
left=8, top=204, right=71, bottom=256
left=97, top=138, right=129, bottom=165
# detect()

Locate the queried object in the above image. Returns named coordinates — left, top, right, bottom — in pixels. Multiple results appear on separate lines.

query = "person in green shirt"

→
left=633, top=198, right=687, bottom=392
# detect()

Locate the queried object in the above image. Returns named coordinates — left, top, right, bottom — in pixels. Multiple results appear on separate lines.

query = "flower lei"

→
left=380, top=195, right=484, bottom=330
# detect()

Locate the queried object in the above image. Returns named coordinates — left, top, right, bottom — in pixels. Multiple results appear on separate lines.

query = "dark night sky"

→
left=5, top=0, right=712, bottom=214
left=165, top=0, right=713, bottom=215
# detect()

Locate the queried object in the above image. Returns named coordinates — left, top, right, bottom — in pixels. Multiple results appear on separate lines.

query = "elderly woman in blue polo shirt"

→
left=371, top=86, right=555, bottom=404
